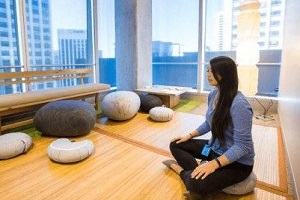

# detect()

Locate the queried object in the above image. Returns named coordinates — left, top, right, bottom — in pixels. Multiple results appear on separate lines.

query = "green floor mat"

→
left=172, top=100, right=202, bottom=112
left=3, top=124, right=42, bottom=139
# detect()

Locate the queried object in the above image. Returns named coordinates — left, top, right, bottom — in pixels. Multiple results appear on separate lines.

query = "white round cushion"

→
left=47, top=138, right=94, bottom=163
left=0, top=132, right=33, bottom=159
left=222, top=172, right=257, bottom=195
left=101, top=91, right=141, bottom=121
left=149, top=106, right=174, bottom=122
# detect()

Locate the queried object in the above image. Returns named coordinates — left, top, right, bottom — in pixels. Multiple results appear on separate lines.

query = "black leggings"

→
left=169, top=139, right=253, bottom=196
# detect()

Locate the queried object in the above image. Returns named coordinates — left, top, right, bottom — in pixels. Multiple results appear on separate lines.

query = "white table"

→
left=135, top=86, right=191, bottom=108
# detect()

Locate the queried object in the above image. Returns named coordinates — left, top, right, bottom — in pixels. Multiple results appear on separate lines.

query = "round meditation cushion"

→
left=101, top=91, right=141, bottom=121
left=149, top=106, right=174, bottom=122
left=0, top=132, right=33, bottom=159
left=139, top=94, right=163, bottom=113
left=222, top=172, right=257, bottom=195
left=34, top=100, right=96, bottom=137
left=47, top=138, right=94, bottom=163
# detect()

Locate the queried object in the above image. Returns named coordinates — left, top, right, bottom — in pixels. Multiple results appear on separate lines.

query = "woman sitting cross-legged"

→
left=163, top=56, right=255, bottom=199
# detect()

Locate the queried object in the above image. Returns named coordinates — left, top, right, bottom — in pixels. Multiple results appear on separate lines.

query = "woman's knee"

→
left=169, top=140, right=177, bottom=147
left=169, top=140, right=180, bottom=151
left=180, top=172, right=214, bottom=196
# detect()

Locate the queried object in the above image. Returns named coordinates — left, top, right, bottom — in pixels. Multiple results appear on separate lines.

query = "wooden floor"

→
left=0, top=111, right=294, bottom=200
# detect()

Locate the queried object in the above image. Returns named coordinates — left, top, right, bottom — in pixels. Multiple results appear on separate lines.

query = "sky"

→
left=49, top=0, right=221, bottom=57
left=152, top=0, right=199, bottom=54
left=50, top=0, right=86, bottom=50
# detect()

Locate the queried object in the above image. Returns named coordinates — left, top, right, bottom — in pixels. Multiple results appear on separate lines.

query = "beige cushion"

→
left=222, top=172, right=257, bottom=195
left=47, top=138, right=94, bottom=163
left=0, top=83, right=110, bottom=112
left=0, top=132, right=33, bottom=159
left=101, top=91, right=141, bottom=121
left=149, top=106, right=174, bottom=122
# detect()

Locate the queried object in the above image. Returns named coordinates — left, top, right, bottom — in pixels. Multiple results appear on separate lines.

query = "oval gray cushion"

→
left=101, top=91, right=141, bottom=121
left=0, top=132, right=33, bottom=159
left=139, top=94, right=163, bottom=113
left=149, top=106, right=174, bottom=122
left=222, top=172, right=257, bottom=195
left=47, top=138, right=94, bottom=163
left=34, top=100, right=96, bottom=137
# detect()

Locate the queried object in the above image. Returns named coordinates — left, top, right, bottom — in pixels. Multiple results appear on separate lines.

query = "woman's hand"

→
left=171, top=134, right=192, bottom=144
left=191, top=160, right=219, bottom=179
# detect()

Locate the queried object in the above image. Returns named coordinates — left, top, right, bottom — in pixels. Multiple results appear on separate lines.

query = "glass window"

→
left=152, top=0, right=199, bottom=88
left=25, top=0, right=94, bottom=90
left=0, top=0, right=22, bottom=95
left=203, top=0, right=285, bottom=97
left=1, top=0, right=95, bottom=94
left=97, top=0, right=116, bottom=87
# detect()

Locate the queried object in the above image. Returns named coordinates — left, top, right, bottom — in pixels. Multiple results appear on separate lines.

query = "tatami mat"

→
left=95, top=111, right=291, bottom=199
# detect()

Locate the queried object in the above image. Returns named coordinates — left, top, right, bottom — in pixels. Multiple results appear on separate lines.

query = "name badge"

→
left=201, top=144, right=211, bottom=156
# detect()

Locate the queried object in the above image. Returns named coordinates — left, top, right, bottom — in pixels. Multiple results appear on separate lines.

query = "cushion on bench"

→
left=0, top=83, right=110, bottom=112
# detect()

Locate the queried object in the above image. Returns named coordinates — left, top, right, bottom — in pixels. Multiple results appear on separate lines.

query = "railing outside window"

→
left=0, top=64, right=95, bottom=95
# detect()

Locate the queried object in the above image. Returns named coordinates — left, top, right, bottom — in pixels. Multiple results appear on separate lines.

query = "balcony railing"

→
left=0, top=64, right=95, bottom=95
left=153, top=62, right=280, bottom=97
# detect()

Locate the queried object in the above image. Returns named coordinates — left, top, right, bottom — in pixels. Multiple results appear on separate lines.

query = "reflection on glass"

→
left=204, top=0, right=284, bottom=97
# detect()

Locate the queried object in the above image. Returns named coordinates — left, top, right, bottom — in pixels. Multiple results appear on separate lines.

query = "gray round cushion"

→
left=34, top=100, right=96, bottom=137
left=222, top=172, right=257, bottom=195
left=149, top=106, right=174, bottom=122
left=139, top=94, right=163, bottom=113
left=101, top=91, right=141, bottom=121
left=0, top=132, right=33, bottom=159
left=47, top=138, right=94, bottom=163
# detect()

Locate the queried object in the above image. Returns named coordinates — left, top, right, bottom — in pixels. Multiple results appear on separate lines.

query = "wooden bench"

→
left=0, top=68, right=110, bottom=133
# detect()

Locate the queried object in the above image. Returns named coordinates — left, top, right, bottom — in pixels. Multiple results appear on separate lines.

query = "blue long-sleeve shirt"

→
left=196, top=88, right=255, bottom=166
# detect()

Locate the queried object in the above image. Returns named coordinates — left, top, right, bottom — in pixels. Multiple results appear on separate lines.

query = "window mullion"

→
left=198, top=0, right=205, bottom=92
left=18, top=0, right=30, bottom=73
left=17, top=0, right=31, bottom=92
left=92, top=0, right=99, bottom=83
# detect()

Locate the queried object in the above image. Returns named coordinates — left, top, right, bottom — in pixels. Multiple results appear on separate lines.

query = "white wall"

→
left=278, top=0, right=300, bottom=198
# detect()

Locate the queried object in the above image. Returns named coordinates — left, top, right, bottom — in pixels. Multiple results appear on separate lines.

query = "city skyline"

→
left=50, top=0, right=86, bottom=51
left=50, top=0, right=284, bottom=56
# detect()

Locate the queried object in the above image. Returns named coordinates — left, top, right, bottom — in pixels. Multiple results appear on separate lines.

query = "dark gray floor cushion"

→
left=139, top=94, right=163, bottom=113
left=47, top=138, right=94, bottom=163
left=34, top=100, right=96, bottom=137
left=0, top=132, right=33, bottom=159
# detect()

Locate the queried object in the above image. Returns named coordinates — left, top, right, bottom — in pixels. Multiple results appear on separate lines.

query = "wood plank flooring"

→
left=0, top=111, right=294, bottom=200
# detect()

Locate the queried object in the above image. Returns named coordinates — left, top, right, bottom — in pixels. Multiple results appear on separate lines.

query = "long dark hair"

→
left=210, top=56, right=238, bottom=146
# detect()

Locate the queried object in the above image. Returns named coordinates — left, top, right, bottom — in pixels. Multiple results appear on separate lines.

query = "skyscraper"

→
left=0, top=0, right=52, bottom=93
left=0, top=0, right=52, bottom=68
left=58, top=29, right=87, bottom=66
left=0, top=0, right=20, bottom=68
left=26, top=0, right=52, bottom=66
left=211, top=0, right=285, bottom=51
